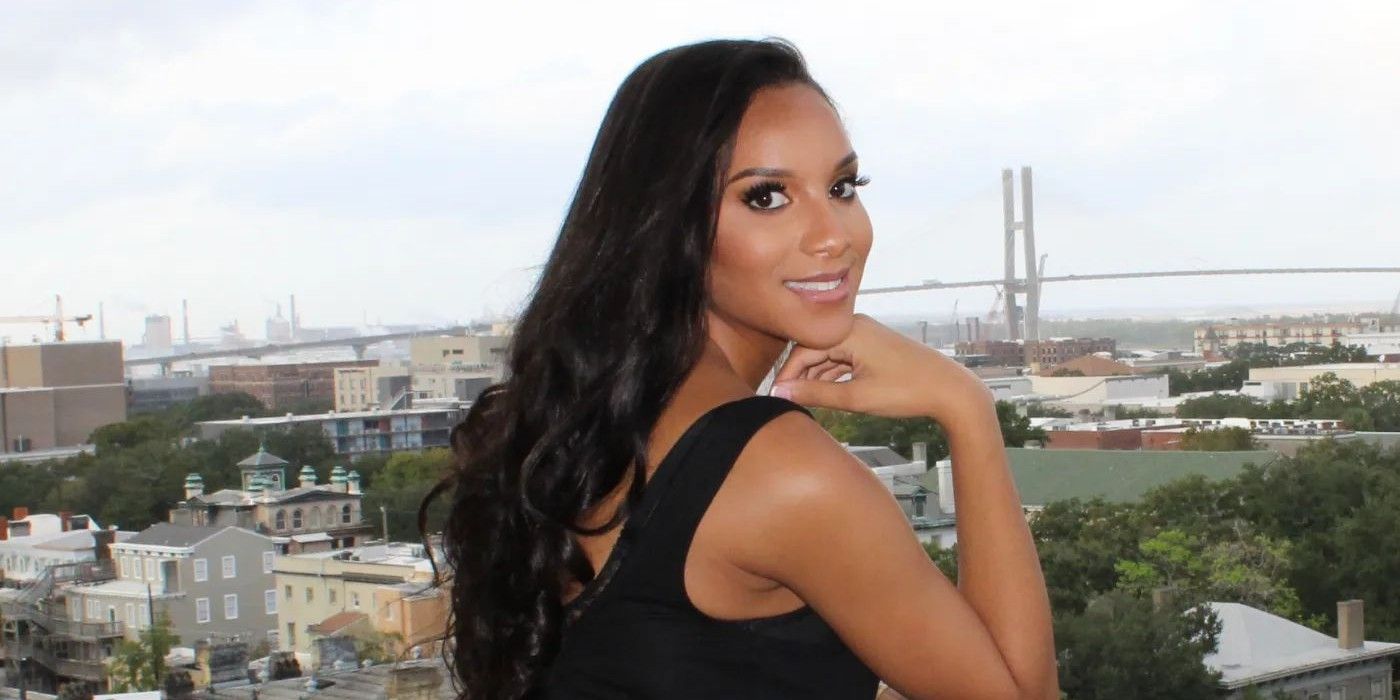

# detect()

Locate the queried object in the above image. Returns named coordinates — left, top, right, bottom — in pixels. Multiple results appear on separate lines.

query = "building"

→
left=1037, top=354, right=1139, bottom=377
left=334, top=365, right=410, bottom=412
left=1041, top=417, right=1187, bottom=450
left=1026, top=373, right=1170, bottom=413
left=0, top=556, right=123, bottom=693
left=169, top=447, right=373, bottom=553
left=1247, top=363, right=1400, bottom=394
left=143, top=315, right=173, bottom=351
left=127, top=372, right=210, bottom=414
left=68, top=524, right=279, bottom=651
left=1195, top=320, right=1368, bottom=355
left=208, top=360, right=378, bottom=412
left=1342, top=330, right=1400, bottom=361
left=955, top=338, right=1117, bottom=370
left=0, top=508, right=129, bottom=584
left=0, top=340, right=126, bottom=455
left=213, top=658, right=452, bottom=700
left=196, top=404, right=469, bottom=457
left=922, top=447, right=1283, bottom=515
left=273, top=542, right=447, bottom=662
left=408, top=333, right=508, bottom=369
left=844, top=443, right=955, bottom=547
left=1116, top=349, right=1208, bottom=373
left=1205, top=600, right=1399, bottom=699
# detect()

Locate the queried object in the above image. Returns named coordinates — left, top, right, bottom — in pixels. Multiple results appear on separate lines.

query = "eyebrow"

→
left=726, top=151, right=859, bottom=185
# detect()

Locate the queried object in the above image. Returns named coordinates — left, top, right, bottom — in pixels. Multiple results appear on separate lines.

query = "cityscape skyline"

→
left=5, top=2, right=1398, bottom=344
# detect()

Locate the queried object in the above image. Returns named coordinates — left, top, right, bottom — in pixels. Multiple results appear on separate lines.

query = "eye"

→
left=830, top=174, right=871, bottom=200
left=742, top=182, right=790, bottom=211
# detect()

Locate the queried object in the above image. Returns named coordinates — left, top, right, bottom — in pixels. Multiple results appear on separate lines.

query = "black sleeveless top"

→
left=535, top=395, right=880, bottom=698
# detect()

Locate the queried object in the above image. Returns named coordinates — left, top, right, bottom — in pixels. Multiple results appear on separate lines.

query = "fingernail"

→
left=770, top=384, right=792, bottom=400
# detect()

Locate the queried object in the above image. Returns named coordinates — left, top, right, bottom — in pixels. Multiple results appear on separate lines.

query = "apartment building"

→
left=1195, top=320, right=1368, bottom=355
left=196, top=404, right=468, bottom=457
left=0, top=508, right=128, bottom=584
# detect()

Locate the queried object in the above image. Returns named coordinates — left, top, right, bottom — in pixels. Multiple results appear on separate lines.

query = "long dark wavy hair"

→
left=420, top=38, right=829, bottom=699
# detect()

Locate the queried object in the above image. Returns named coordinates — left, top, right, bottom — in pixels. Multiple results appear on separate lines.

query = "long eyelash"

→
left=742, top=180, right=786, bottom=202
left=839, top=174, right=871, bottom=188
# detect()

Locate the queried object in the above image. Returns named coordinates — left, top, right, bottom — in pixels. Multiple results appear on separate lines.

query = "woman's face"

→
left=708, top=83, right=873, bottom=351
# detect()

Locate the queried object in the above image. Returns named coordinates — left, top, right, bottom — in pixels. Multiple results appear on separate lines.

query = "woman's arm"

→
left=761, top=314, right=1058, bottom=699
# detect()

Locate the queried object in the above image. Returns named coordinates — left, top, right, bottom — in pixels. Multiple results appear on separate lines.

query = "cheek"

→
left=710, top=210, right=790, bottom=306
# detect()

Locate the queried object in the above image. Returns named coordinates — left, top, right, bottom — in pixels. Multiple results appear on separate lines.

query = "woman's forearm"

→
left=942, top=402, right=1059, bottom=699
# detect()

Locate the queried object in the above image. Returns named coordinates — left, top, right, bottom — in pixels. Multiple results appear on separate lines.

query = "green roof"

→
left=920, top=448, right=1283, bottom=507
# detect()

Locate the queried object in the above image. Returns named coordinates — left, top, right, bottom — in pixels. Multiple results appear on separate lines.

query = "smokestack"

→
left=60, top=511, right=72, bottom=532
left=182, top=299, right=191, bottom=346
left=911, top=442, right=928, bottom=468
left=99, top=302, right=106, bottom=340
left=289, top=294, right=298, bottom=340
left=936, top=458, right=955, bottom=514
left=12, top=506, right=28, bottom=521
left=1338, top=600, right=1364, bottom=650
left=0, top=517, right=8, bottom=541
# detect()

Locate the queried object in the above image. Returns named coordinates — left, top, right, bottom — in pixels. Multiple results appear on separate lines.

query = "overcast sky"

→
left=4, top=1, right=1398, bottom=345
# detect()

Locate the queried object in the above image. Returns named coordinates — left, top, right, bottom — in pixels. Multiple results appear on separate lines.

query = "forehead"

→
left=727, top=84, right=851, bottom=173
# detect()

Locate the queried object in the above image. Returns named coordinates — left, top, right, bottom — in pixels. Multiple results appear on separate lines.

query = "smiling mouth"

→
left=783, top=276, right=844, bottom=292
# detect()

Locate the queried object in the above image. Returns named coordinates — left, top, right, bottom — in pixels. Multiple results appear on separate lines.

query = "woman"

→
left=424, top=38, right=1059, bottom=699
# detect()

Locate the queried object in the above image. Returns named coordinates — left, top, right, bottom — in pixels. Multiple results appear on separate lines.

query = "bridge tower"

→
left=1001, top=166, right=1041, bottom=343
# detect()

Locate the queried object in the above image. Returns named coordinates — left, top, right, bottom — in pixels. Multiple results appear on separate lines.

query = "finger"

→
left=770, top=378, right=857, bottom=412
left=803, top=360, right=842, bottom=381
left=817, top=364, right=852, bottom=383
left=774, top=345, right=835, bottom=383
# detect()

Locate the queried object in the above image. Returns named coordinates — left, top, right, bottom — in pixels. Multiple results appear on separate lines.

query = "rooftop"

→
left=1204, top=602, right=1400, bottom=688
left=123, top=523, right=224, bottom=548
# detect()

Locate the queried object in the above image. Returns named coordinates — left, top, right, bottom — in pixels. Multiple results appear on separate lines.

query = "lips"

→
left=783, top=268, right=852, bottom=302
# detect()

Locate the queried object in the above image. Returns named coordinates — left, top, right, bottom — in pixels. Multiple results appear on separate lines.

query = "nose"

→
left=800, top=199, right=852, bottom=259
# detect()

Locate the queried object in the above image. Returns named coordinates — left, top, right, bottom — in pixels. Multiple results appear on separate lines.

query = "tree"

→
left=361, top=448, right=455, bottom=540
left=1054, top=591, right=1222, bottom=700
left=810, top=400, right=1045, bottom=461
left=1179, top=426, right=1257, bottom=451
left=107, top=612, right=180, bottom=692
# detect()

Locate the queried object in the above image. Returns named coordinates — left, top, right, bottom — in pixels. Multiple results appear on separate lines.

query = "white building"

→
left=0, top=510, right=132, bottom=583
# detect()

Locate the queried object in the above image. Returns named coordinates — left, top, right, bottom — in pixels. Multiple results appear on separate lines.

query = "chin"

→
left=784, top=310, right=856, bottom=350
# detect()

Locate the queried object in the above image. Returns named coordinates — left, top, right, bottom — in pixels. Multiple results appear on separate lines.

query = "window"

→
left=284, top=584, right=293, bottom=600
left=195, top=597, right=210, bottom=624
left=341, top=504, right=352, bottom=524
left=138, top=604, right=148, bottom=628
left=223, top=594, right=239, bottom=620
left=221, top=555, right=236, bottom=578
left=193, top=559, right=208, bottom=582
left=351, top=592, right=360, bottom=609
left=292, top=509, right=303, bottom=529
left=305, top=587, right=313, bottom=603
left=1373, top=679, right=1386, bottom=700
left=1330, top=689, right=1345, bottom=700
left=265, top=589, right=278, bottom=615
left=286, top=622, right=296, bottom=647
left=87, top=599, right=100, bottom=620
left=263, top=551, right=275, bottom=574
left=145, top=558, right=156, bottom=581
left=107, top=606, right=116, bottom=622
left=274, top=509, right=287, bottom=530
left=126, top=603, right=136, bottom=627
left=119, top=556, right=129, bottom=578
left=309, top=508, right=321, bottom=528
left=329, top=589, right=337, bottom=604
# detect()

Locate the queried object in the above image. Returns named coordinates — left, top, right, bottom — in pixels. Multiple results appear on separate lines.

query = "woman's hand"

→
left=770, top=313, right=996, bottom=425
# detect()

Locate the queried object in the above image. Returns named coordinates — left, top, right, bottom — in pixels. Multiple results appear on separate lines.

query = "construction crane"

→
left=0, top=295, right=92, bottom=342
left=1391, top=288, right=1400, bottom=317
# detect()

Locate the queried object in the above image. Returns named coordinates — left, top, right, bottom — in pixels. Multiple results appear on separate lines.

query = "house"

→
left=67, top=524, right=279, bottom=652
left=845, top=443, right=956, bottom=548
left=168, top=446, right=373, bottom=554
left=1205, top=600, right=1400, bottom=699
left=0, top=508, right=131, bottom=584
left=273, top=541, right=447, bottom=665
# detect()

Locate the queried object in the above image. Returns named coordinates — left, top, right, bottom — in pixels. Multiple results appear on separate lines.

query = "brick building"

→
left=954, top=337, right=1116, bottom=370
left=209, top=360, right=376, bottom=411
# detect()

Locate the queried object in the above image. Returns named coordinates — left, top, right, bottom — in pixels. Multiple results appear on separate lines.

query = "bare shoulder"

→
left=723, top=407, right=901, bottom=575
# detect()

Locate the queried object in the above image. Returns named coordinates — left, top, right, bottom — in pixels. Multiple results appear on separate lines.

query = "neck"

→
left=702, top=308, right=788, bottom=390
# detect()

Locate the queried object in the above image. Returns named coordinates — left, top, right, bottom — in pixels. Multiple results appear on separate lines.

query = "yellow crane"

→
left=0, top=295, right=92, bottom=342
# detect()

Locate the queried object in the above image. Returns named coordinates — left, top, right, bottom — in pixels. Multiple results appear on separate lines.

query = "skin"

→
left=569, top=83, right=1060, bottom=700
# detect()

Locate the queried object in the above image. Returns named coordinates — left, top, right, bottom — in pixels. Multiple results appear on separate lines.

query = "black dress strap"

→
left=620, top=395, right=812, bottom=608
